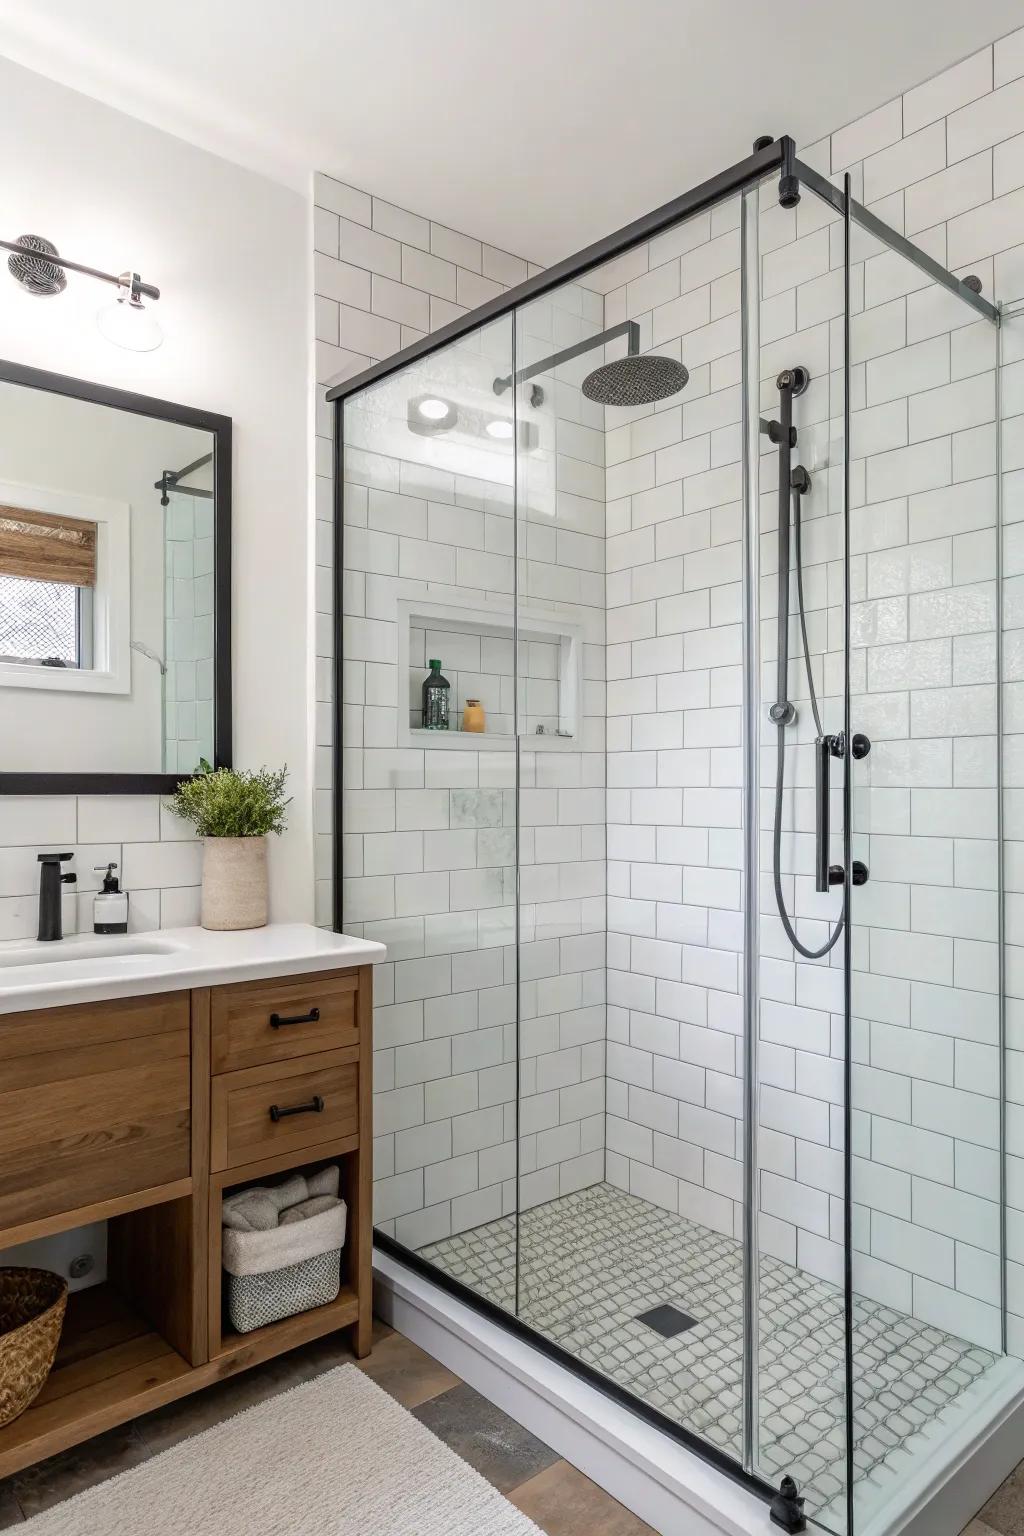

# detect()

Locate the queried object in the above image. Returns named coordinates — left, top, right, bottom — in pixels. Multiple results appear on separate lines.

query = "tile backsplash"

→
left=0, top=795, right=200, bottom=941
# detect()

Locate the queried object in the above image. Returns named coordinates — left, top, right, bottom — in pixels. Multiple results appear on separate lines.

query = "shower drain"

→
left=635, top=1303, right=699, bottom=1338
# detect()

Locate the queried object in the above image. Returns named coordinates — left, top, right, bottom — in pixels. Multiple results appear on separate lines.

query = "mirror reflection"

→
left=0, top=380, right=218, bottom=774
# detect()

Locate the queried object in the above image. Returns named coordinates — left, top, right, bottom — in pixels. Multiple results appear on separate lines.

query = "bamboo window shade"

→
left=0, top=506, right=97, bottom=587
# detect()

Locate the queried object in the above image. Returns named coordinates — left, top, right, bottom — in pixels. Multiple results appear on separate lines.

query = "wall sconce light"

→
left=2, top=233, right=162, bottom=351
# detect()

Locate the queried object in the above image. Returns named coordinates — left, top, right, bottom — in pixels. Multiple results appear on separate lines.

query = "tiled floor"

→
left=421, top=1182, right=997, bottom=1527
left=964, top=1461, right=1024, bottom=1534
left=0, top=1317, right=653, bottom=1534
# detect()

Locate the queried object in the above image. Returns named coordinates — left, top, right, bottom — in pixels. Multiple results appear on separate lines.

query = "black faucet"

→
left=37, top=852, right=76, bottom=941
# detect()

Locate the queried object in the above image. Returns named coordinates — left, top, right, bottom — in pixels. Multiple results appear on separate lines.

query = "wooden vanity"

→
left=0, top=947, right=376, bottom=1476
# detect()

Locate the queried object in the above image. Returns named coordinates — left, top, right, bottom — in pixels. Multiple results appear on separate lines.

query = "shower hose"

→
left=772, top=477, right=846, bottom=961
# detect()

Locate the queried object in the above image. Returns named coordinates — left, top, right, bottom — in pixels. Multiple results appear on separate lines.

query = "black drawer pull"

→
left=269, top=1007, right=321, bottom=1029
left=269, top=1094, right=325, bottom=1122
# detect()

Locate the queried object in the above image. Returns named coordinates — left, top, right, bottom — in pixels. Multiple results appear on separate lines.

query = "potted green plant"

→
left=168, top=762, right=289, bottom=931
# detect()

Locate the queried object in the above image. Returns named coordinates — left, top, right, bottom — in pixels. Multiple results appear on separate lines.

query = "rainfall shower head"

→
left=493, top=318, right=689, bottom=409
left=582, top=353, right=689, bottom=407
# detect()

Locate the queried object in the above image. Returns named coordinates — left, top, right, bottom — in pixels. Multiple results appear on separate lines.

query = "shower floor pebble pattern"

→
left=420, top=1183, right=997, bottom=1528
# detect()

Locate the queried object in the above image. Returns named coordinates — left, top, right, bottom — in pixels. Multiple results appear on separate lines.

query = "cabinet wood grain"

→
left=0, top=961, right=373, bottom=1479
left=210, top=969, right=358, bottom=1073
left=0, top=993, right=190, bottom=1231
left=210, top=1047, right=359, bottom=1172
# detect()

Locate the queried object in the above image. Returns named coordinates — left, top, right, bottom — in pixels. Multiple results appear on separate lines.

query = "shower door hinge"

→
left=770, top=1475, right=806, bottom=1532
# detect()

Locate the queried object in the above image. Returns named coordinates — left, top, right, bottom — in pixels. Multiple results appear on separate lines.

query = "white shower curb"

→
left=375, top=1246, right=774, bottom=1536
left=374, top=1246, right=1024, bottom=1536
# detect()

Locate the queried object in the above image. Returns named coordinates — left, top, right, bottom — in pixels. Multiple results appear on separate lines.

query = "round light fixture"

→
left=485, top=419, right=514, bottom=440
left=408, top=394, right=457, bottom=436
left=97, top=272, right=162, bottom=352
left=417, top=397, right=450, bottom=421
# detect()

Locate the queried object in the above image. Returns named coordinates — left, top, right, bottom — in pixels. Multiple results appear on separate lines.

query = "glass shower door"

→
left=750, top=177, right=851, bottom=1533
left=341, top=317, right=521, bottom=1315
left=844, top=201, right=1011, bottom=1535
left=511, top=193, right=755, bottom=1471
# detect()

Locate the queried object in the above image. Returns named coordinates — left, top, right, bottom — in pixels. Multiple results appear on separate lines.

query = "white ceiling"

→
left=0, top=0, right=1020, bottom=266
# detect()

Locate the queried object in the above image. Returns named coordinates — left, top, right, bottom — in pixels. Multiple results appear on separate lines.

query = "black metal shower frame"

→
left=329, top=134, right=999, bottom=1519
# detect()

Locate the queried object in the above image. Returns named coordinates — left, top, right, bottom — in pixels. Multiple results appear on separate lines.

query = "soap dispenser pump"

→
left=93, top=863, right=129, bottom=934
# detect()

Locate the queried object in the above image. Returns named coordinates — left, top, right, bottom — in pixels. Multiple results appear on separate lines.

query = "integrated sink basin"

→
left=0, top=923, right=387, bottom=1015
left=0, top=935, right=180, bottom=969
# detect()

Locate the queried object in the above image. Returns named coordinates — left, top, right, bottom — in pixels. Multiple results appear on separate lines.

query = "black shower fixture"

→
left=493, top=318, right=688, bottom=409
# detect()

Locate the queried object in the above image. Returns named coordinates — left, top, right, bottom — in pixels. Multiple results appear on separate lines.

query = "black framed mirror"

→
left=0, top=360, right=231, bottom=794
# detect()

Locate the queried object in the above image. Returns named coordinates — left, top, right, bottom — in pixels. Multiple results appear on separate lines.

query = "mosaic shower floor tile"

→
left=420, top=1183, right=997, bottom=1527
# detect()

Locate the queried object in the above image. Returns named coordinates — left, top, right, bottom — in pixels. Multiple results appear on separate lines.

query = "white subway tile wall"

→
left=0, top=794, right=200, bottom=939
left=163, top=491, right=216, bottom=774
left=317, top=181, right=607, bottom=1250
left=320, top=27, right=1024, bottom=1351
left=598, top=197, right=749, bottom=1255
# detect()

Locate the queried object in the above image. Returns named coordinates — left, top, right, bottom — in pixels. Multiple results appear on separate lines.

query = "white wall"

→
left=0, top=54, right=313, bottom=924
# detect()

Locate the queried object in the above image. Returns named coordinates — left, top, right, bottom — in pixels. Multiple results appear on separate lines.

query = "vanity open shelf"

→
left=397, top=596, right=582, bottom=750
left=0, top=952, right=375, bottom=1478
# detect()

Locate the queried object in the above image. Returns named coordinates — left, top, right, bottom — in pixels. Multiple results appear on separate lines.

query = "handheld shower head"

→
left=582, top=353, right=689, bottom=407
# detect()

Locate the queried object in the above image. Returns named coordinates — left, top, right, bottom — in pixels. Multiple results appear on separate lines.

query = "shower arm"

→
left=493, top=320, right=640, bottom=395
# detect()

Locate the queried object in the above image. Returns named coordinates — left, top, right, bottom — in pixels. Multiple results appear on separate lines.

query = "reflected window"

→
left=0, top=573, right=90, bottom=667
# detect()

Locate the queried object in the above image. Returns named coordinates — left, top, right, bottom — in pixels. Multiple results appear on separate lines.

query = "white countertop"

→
left=0, top=923, right=387, bottom=1015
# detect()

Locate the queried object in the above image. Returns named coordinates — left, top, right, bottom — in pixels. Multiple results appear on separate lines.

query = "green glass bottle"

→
left=422, top=659, right=450, bottom=730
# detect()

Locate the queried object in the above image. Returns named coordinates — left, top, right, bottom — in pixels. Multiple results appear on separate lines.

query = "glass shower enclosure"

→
left=330, top=136, right=1019, bottom=1534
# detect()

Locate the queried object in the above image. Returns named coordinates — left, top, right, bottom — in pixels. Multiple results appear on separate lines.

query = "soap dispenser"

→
left=93, top=863, right=129, bottom=934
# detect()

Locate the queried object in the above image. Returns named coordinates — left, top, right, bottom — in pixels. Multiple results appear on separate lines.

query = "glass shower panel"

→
left=511, top=195, right=752, bottom=1470
left=511, top=272, right=609, bottom=1346
left=845, top=212, right=1015, bottom=1534
left=752, top=180, right=849, bottom=1533
left=340, top=319, right=520, bottom=1312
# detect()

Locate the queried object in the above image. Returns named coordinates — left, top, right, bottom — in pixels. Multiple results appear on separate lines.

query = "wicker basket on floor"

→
left=0, top=1267, right=68, bottom=1428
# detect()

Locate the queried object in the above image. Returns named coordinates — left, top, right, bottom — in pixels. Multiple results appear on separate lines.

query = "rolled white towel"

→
left=279, top=1194, right=340, bottom=1226
left=221, top=1189, right=279, bottom=1232
left=306, top=1165, right=340, bottom=1199
left=222, top=1199, right=347, bottom=1277
left=268, top=1172, right=309, bottom=1211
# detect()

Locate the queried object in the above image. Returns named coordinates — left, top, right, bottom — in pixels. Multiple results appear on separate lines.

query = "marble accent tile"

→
left=413, top=1382, right=560, bottom=1493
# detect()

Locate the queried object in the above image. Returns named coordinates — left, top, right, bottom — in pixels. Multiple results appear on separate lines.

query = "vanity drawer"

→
left=210, top=1047, right=359, bottom=1172
left=0, top=993, right=191, bottom=1233
left=210, top=970, right=359, bottom=1074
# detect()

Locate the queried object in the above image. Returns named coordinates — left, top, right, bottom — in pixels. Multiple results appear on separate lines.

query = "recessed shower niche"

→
left=397, top=597, right=581, bottom=749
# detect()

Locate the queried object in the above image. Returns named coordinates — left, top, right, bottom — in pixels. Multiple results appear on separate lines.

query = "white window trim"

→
left=0, top=477, right=131, bottom=695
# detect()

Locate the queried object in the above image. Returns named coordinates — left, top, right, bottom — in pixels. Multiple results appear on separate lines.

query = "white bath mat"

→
left=23, top=1365, right=544, bottom=1535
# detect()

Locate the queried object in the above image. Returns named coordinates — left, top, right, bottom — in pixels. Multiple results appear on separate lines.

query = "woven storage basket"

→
left=222, top=1196, right=346, bottom=1334
left=0, top=1267, right=68, bottom=1428
left=226, top=1249, right=341, bottom=1334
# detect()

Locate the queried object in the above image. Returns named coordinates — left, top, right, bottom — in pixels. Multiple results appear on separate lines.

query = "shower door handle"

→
left=815, top=734, right=844, bottom=892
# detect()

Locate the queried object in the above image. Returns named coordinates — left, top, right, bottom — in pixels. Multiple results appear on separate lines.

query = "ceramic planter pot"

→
left=201, top=836, right=268, bottom=931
